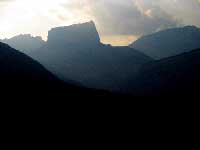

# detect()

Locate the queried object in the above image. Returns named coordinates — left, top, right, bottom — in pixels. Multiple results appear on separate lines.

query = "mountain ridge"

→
left=0, top=42, right=120, bottom=97
left=124, top=48, right=200, bottom=96
left=130, top=26, right=200, bottom=59
left=0, top=34, right=45, bottom=54
left=1, top=22, right=200, bottom=96
left=0, top=41, right=61, bottom=85
left=31, top=21, right=152, bottom=91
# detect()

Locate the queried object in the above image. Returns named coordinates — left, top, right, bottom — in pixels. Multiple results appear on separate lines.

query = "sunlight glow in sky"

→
left=0, top=0, right=91, bottom=40
left=0, top=0, right=200, bottom=46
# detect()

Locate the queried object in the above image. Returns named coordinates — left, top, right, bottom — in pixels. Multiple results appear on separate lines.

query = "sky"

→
left=0, top=0, right=200, bottom=46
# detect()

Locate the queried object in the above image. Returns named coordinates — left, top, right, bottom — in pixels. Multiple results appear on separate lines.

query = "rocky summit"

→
left=47, top=21, right=101, bottom=47
left=31, top=21, right=152, bottom=92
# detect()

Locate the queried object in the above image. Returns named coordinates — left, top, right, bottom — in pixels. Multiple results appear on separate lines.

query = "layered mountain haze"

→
left=0, top=42, right=61, bottom=86
left=0, top=42, right=116, bottom=96
left=1, top=17, right=200, bottom=96
left=1, top=0, right=200, bottom=97
left=130, top=26, right=200, bottom=59
left=0, top=34, right=45, bottom=54
left=31, top=21, right=152, bottom=91
left=124, top=49, right=200, bottom=96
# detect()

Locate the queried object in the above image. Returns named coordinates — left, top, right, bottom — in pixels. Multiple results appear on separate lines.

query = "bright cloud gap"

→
left=0, top=0, right=200, bottom=46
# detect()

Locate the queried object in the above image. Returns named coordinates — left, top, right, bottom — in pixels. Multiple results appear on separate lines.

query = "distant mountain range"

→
left=0, top=34, right=45, bottom=54
left=130, top=26, right=200, bottom=59
left=30, top=21, right=152, bottom=91
left=1, top=21, right=200, bottom=96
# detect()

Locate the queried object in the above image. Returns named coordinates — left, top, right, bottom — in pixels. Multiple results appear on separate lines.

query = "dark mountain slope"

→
left=125, top=49, right=200, bottom=96
left=31, top=21, right=152, bottom=91
left=0, top=42, right=58, bottom=85
left=0, top=42, right=118, bottom=97
left=130, top=26, right=200, bottom=59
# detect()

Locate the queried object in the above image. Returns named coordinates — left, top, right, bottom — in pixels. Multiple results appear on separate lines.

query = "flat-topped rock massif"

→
left=47, top=21, right=101, bottom=47
left=32, top=21, right=152, bottom=91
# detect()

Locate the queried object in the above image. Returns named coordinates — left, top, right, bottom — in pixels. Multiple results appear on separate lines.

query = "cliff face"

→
left=47, top=21, right=101, bottom=47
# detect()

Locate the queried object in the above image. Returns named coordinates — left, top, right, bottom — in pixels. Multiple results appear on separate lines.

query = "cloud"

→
left=0, top=0, right=200, bottom=45
left=60, top=0, right=200, bottom=45
left=88, top=0, right=181, bottom=36
left=61, top=0, right=195, bottom=37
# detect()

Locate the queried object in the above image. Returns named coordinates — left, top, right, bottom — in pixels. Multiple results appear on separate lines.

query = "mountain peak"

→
left=130, top=25, right=200, bottom=59
left=47, top=21, right=101, bottom=47
left=7, top=34, right=43, bottom=41
left=0, top=34, right=45, bottom=54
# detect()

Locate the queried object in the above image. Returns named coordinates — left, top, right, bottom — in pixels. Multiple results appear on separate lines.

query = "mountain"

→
left=0, top=42, right=116, bottom=97
left=130, top=26, right=200, bottom=59
left=0, top=34, right=45, bottom=54
left=31, top=21, right=152, bottom=91
left=48, top=21, right=100, bottom=47
left=0, top=42, right=58, bottom=85
left=124, top=49, right=200, bottom=96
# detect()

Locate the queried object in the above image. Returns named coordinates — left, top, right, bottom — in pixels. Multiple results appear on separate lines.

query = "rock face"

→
left=130, top=26, right=200, bottom=59
left=32, top=21, right=152, bottom=92
left=47, top=21, right=101, bottom=47
left=0, top=34, right=45, bottom=54
left=124, top=49, right=200, bottom=96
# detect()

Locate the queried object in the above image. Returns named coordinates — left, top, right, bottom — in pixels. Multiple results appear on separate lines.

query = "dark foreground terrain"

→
left=0, top=42, right=121, bottom=98
left=1, top=41, right=200, bottom=97
left=124, top=49, right=200, bottom=96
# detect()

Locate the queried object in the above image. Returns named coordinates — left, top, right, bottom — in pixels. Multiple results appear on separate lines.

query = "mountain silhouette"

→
left=48, top=21, right=100, bottom=47
left=124, top=49, right=200, bottom=96
left=1, top=21, right=200, bottom=96
left=31, top=21, right=152, bottom=91
left=130, top=26, right=200, bottom=59
left=0, top=42, right=59, bottom=85
left=0, top=34, right=45, bottom=55
left=0, top=42, right=117, bottom=97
